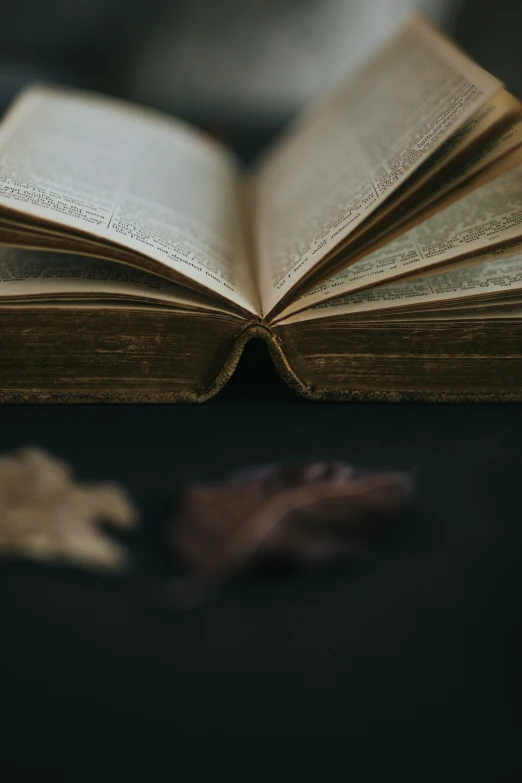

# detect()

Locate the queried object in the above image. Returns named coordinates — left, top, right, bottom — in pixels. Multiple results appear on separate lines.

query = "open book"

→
left=1, top=13, right=522, bottom=402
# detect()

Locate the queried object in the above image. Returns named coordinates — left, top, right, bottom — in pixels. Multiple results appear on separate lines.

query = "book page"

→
left=281, top=247, right=522, bottom=324
left=401, top=117, right=522, bottom=219
left=0, top=86, right=259, bottom=314
left=284, top=116, right=522, bottom=306
left=317, top=104, right=522, bottom=277
left=0, top=246, right=239, bottom=315
left=382, top=307, right=522, bottom=321
left=279, top=165, right=522, bottom=318
left=344, top=118, right=522, bottom=262
left=407, top=89, right=521, bottom=181
left=254, top=14, right=501, bottom=316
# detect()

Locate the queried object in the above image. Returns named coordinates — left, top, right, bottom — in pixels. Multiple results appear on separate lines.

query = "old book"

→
left=1, top=13, right=522, bottom=402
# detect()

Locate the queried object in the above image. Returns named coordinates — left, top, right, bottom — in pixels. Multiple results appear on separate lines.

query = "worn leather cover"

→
left=1, top=323, right=522, bottom=403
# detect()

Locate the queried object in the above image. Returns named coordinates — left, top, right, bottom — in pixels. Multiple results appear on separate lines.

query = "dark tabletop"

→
left=0, top=338, right=521, bottom=782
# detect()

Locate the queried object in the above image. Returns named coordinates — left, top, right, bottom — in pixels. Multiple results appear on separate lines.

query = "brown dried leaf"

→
left=169, top=462, right=413, bottom=600
left=0, top=447, right=137, bottom=572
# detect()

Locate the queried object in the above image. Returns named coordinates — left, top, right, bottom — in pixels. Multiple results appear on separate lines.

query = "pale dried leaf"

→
left=0, top=447, right=137, bottom=572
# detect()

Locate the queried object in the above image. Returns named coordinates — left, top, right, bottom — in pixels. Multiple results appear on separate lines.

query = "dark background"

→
left=1, top=348, right=522, bottom=782
left=2, top=0, right=522, bottom=156
left=1, top=2, right=522, bottom=781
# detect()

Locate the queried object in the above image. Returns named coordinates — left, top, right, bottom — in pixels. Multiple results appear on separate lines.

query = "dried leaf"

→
left=169, top=462, right=413, bottom=601
left=0, top=447, right=137, bottom=571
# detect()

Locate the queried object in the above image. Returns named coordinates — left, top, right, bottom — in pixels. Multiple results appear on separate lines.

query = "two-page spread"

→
left=1, top=13, right=522, bottom=401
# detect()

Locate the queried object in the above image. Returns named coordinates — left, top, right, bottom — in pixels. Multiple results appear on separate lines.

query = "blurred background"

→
left=1, top=0, right=521, bottom=161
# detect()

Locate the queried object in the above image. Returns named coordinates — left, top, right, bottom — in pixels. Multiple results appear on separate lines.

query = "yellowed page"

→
left=410, top=117, right=522, bottom=209
left=327, top=112, right=522, bottom=269
left=0, top=85, right=259, bottom=314
left=281, top=248, right=522, bottom=324
left=0, top=246, right=239, bottom=314
left=360, top=117, right=522, bottom=250
left=255, top=13, right=502, bottom=316
left=302, top=91, right=522, bottom=281
left=279, top=165, right=522, bottom=318
left=283, top=118, right=522, bottom=304
left=394, top=308, right=522, bottom=320
left=412, top=89, right=521, bottom=177
left=323, top=306, right=522, bottom=323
